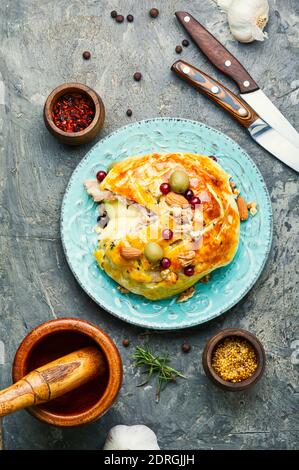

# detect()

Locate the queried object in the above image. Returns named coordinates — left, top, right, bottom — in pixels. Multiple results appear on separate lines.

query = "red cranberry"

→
left=127, top=14, right=134, bottom=22
left=184, top=266, right=194, bottom=276
left=96, top=170, right=107, bottom=182
left=161, top=257, right=171, bottom=269
left=190, top=196, right=201, bottom=209
left=184, top=189, right=194, bottom=201
left=162, top=228, right=173, bottom=240
left=160, top=182, right=171, bottom=195
left=175, top=45, right=183, bottom=54
left=209, top=155, right=217, bottom=161
left=111, top=11, right=117, bottom=18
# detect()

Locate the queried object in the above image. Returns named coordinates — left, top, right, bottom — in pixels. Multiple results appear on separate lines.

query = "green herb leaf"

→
left=132, top=346, right=185, bottom=402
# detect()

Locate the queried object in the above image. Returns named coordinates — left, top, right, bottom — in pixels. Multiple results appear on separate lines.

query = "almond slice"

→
left=165, top=192, right=189, bottom=208
left=120, top=246, right=142, bottom=260
left=237, top=196, right=249, bottom=221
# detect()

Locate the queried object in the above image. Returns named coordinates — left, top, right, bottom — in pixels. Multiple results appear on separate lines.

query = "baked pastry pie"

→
left=84, top=153, right=240, bottom=300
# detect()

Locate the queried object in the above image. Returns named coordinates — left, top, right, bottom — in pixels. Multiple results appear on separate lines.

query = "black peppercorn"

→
left=149, top=8, right=159, bottom=18
left=175, top=45, right=183, bottom=54
left=133, top=72, right=142, bottom=81
left=182, top=39, right=190, bottom=47
left=182, top=342, right=191, bottom=353
left=127, top=14, right=134, bottom=22
left=122, top=339, right=130, bottom=347
left=82, top=51, right=91, bottom=60
left=111, top=10, right=117, bottom=18
left=116, top=14, right=124, bottom=23
left=126, top=109, right=133, bottom=117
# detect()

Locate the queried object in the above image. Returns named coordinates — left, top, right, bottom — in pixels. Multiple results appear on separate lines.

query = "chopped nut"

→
left=117, top=286, right=129, bottom=294
left=199, top=274, right=210, bottom=283
left=178, top=250, right=196, bottom=267
left=176, top=287, right=195, bottom=303
left=160, top=269, right=178, bottom=283
left=247, top=201, right=258, bottom=217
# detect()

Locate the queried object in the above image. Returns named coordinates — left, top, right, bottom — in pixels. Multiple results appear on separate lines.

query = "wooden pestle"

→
left=0, top=346, right=105, bottom=417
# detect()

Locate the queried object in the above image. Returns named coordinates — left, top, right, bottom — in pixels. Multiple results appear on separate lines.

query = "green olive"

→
left=169, top=171, right=190, bottom=194
left=144, top=242, right=164, bottom=263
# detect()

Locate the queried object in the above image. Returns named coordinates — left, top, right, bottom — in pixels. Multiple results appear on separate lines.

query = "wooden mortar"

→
left=2, top=318, right=122, bottom=427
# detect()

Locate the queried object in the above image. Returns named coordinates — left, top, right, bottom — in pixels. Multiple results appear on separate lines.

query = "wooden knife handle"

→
left=0, top=346, right=105, bottom=417
left=171, top=60, right=259, bottom=128
left=175, top=11, right=259, bottom=94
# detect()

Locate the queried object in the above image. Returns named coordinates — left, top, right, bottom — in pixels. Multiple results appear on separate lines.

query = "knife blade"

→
left=175, top=11, right=299, bottom=148
left=171, top=60, right=299, bottom=173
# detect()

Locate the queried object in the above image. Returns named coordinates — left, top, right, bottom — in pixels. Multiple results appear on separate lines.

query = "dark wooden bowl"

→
left=43, top=83, right=105, bottom=145
left=202, top=328, right=266, bottom=391
left=12, top=318, right=122, bottom=427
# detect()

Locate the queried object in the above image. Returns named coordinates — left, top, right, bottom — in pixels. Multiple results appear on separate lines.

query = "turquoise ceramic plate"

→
left=61, top=118, right=272, bottom=330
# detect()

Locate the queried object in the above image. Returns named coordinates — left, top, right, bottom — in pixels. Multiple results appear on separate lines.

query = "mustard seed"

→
left=212, top=337, right=258, bottom=382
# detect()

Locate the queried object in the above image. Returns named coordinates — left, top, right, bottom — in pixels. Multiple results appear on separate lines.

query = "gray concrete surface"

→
left=0, top=0, right=298, bottom=450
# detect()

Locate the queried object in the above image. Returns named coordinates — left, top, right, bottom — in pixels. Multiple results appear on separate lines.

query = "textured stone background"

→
left=0, top=0, right=298, bottom=450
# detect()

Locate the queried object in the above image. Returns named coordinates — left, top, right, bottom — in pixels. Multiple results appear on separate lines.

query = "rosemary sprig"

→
left=132, top=346, right=185, bottom=402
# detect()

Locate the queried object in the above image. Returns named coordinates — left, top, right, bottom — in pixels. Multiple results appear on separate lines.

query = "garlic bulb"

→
left=103, top=425, right=160, bottom=450
left=217, top=0, right=269, bottom=43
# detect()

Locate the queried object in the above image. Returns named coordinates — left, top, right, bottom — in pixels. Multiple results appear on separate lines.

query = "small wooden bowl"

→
left=202, top=328, right=266, bottom=391
left=12, top=318, right=122, bottom=427
left=43, top=83, right=105, bottom=145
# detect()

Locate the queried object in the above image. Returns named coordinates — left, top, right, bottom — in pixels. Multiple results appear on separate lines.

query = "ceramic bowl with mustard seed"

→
left=202, top=328, right=266, bottom=391
left=44, top=83, right=105, bottom=145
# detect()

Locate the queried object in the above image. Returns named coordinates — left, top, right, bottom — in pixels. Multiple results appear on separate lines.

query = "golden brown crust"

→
left=91, top=153, right=240, bottom=300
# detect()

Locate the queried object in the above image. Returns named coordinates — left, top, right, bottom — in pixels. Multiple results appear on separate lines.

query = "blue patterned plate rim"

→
left=61, top=117, right=273, bottom=330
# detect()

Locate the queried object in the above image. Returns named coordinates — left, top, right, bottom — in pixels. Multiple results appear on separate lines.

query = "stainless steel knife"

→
left=175, top=11, right=299, bottom=149
left=171, top=60, right=299, bottom=173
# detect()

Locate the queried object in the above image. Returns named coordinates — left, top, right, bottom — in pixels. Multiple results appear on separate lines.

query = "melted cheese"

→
left=101, top=200, right=145, bottom=240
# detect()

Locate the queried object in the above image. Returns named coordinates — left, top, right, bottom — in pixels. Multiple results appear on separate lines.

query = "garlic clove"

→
left=228, top=18, right=255, bottom=43
left=103, top=425, right=160, bottom=450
